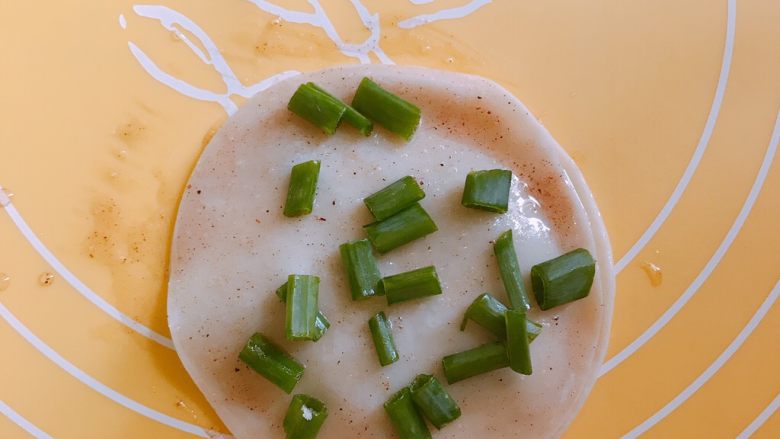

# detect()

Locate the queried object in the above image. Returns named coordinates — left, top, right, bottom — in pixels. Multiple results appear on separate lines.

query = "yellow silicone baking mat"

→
left=1, top=1, right=779, bottom=437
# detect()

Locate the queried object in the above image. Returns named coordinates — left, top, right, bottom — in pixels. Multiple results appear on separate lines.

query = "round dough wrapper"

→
left=168, top=65, right=614, bottom=439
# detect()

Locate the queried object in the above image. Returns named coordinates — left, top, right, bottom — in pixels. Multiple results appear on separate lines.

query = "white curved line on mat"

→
left=737, top=394, right=780, bottom=439
left=0, top=197, right=174, bottom=350
left=398, top=0, right=491, bottom=29
left=614, top=0, right=736, bottom=274
left=0, top=303, right=227, bottom=438
left=127, top=42, right=238, bottom=115
left=348, top=0, right=394, bottom=65
left=247, top=0, right=392, bottom=64
left=0, top=400, right=53, bottom=439
left=600, top=109, right=780, bottom=377
left=621, top=280, right=780, bottom=438
left=134, top=5, right=241, bottom=92
left=126, top=5, right=300, bottom=115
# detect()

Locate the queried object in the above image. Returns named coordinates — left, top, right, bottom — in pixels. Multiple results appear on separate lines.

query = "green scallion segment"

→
left=409, top=374, right=461, bottom=429
left=276, top=283, right=287, bottom=301
left=351, top=77, right=421, bottom=141
left=239, top=332, right=304, bottom=394
left=339, top=239, right=383, bottom=300
left=494, top=229, right=531, bottom=310
left=283, top=160, right=321, bottom=217
left=364, top=176, right=425, bottom=221
left=461, top=169, right=512, bottom=213
left=368, top=311, right=399, bottom=366
left=384, top=387, right=432, bottom=439
left=460, top=293, right=508, bottom=338
left=442, top=342, right=508, bottom=384
left=505, top=309, right=532, bottom=375
left=526, top=318, right=543, bottom=343
left=285, top=275, right=320, bottom=341
left=364, top=203, right=438, bottom=254
left=276, top=282, right=330, bottom=341
left=531, top=248, right=596, bottom=310
left=382, top=266, right=442, bottom=305
left=308, top=82, right=373, bottom=136
left=312, top=312, right=331, bottom=342
left=288, top=83, right=347, bottom=135
left=283, top=394, right=328, bottom=439
left=460, top=293, right=541, bottom=343
left=340, top=106, right=373, bottom=136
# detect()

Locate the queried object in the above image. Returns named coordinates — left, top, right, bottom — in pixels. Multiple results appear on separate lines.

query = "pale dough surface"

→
left=168, top=65, right=614, bottom=438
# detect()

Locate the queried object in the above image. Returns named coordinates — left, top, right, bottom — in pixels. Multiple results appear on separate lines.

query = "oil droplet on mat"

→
left=641, top=262, right=663, bottom=287
left=0, top=188, right=13, bottom=207
left=0, top=273, right=10, bottom=291
left=170, top=30, right=184, bottom=42
left=201, top=127, right=218, bottom=148
left=176, top=400, right=199, bottom=422
left=38, top=272, right=55, bottom=287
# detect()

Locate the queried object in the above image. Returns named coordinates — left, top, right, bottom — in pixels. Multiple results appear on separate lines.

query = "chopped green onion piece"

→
left=285, top=275, right=320, bottom=341
left=288, top=83, right=347, bottom=135
left=460, top=293, right=542, bottom=343
left=308, top=82, right=373, bottom=136
left=351, top=77, right=421, bottom=140
left=364, top=203, right=438, bottom=254
left=368, top=311, right=399, bottom=366
left=409, top=374, right=461, bottom=429
left=339, top=106, right=373, bottom=136
left=364, top=176, right=425, bottom=221
left=461, top=169, right=512, bottom=213
left=505, top=309, right=532, bottom=375
left=494, top=229, right=531, bottom=310
left=526, top=318, right=542, bottom=343
left=239, top=332, right=304, bottom=394
left=382, top=266, right=442, bottom=305
left=384, top=387, right=432, bottom=439
left=276, top=282, right=330, bottom=341
left=460, top=293, right=507, bottom=338
left=283, top=394, right=328, bottom=439
left=312, top=312, right=331, bottom=342
left=442, top=342, right=508, bottom=384
left=276, top=283, right=287, bottom=301
left=283, top=160, right=321, bottom=217
left=339, top=239, right=383, bottom=300
left=531, top=248, right=596, bottom=310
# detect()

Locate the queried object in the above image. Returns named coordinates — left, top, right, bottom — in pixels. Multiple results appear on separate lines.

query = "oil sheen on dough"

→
left=168, top=65, right=614, bottom=438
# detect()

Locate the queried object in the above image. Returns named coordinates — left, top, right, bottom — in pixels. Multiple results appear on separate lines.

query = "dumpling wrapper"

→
left=168, top=65, right=614, bottom=439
